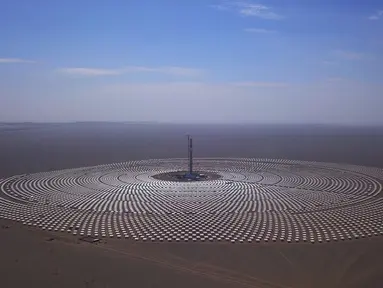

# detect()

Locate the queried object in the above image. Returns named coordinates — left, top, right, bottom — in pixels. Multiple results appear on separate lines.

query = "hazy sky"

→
left=1, top=0, right=382, bottom=124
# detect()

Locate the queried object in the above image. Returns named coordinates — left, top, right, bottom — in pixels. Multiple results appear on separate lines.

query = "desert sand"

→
left=1, top=123, right=383, bottom=288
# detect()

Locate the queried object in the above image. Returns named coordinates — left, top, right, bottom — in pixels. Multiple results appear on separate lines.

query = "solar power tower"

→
left=189, top=136, right=193, bottom=174
left=187, top=135, right=193, bottom=175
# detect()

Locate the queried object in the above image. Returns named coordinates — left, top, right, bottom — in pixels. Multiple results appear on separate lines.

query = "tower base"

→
left=152, top=171, right=221, bottom=182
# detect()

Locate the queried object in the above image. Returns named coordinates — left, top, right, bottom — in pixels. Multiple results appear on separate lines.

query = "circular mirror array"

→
left=0, top=158, right=382, bottom=244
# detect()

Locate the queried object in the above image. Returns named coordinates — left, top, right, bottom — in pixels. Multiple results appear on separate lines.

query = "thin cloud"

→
left=211, top=1, right=283, bottom=20
left=0, top=58, right=36, bottom=64
left=58, top=68, right=122, bottom=76
left=57, top=66, right=204, bottom=77
left=244, top=28, right=276, bottom=33
left=231, top=81, right=288, bottom=87
left=124, top=66, right=204, bottom=77
left=332, top=50, right=368, bottom=60
left=209, top=4, right=229, bottom=11
left=236, top=3, right=282, bottom=19
left=210, top=1, right=230, bottom=11
left=368, top=10, right=383, bottom=20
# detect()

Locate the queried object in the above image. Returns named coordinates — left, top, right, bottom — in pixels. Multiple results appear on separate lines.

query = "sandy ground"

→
left=1, top=123, right=383, bottom=287
left=1, top=218, right=383, bottom=288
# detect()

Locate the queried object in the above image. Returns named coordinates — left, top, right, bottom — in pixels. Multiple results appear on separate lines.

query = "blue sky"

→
left=1, top=0, right=383, bottom=124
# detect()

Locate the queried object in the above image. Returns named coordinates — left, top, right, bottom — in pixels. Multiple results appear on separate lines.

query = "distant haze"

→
left=1, top=1, right=382, bottom=124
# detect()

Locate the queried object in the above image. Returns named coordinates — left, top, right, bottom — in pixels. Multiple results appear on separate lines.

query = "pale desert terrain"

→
left=1, top=123, right=383, bottom=288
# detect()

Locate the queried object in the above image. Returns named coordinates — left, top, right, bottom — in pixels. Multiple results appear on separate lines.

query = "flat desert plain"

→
left=1, top=123, right=383, bottom=288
